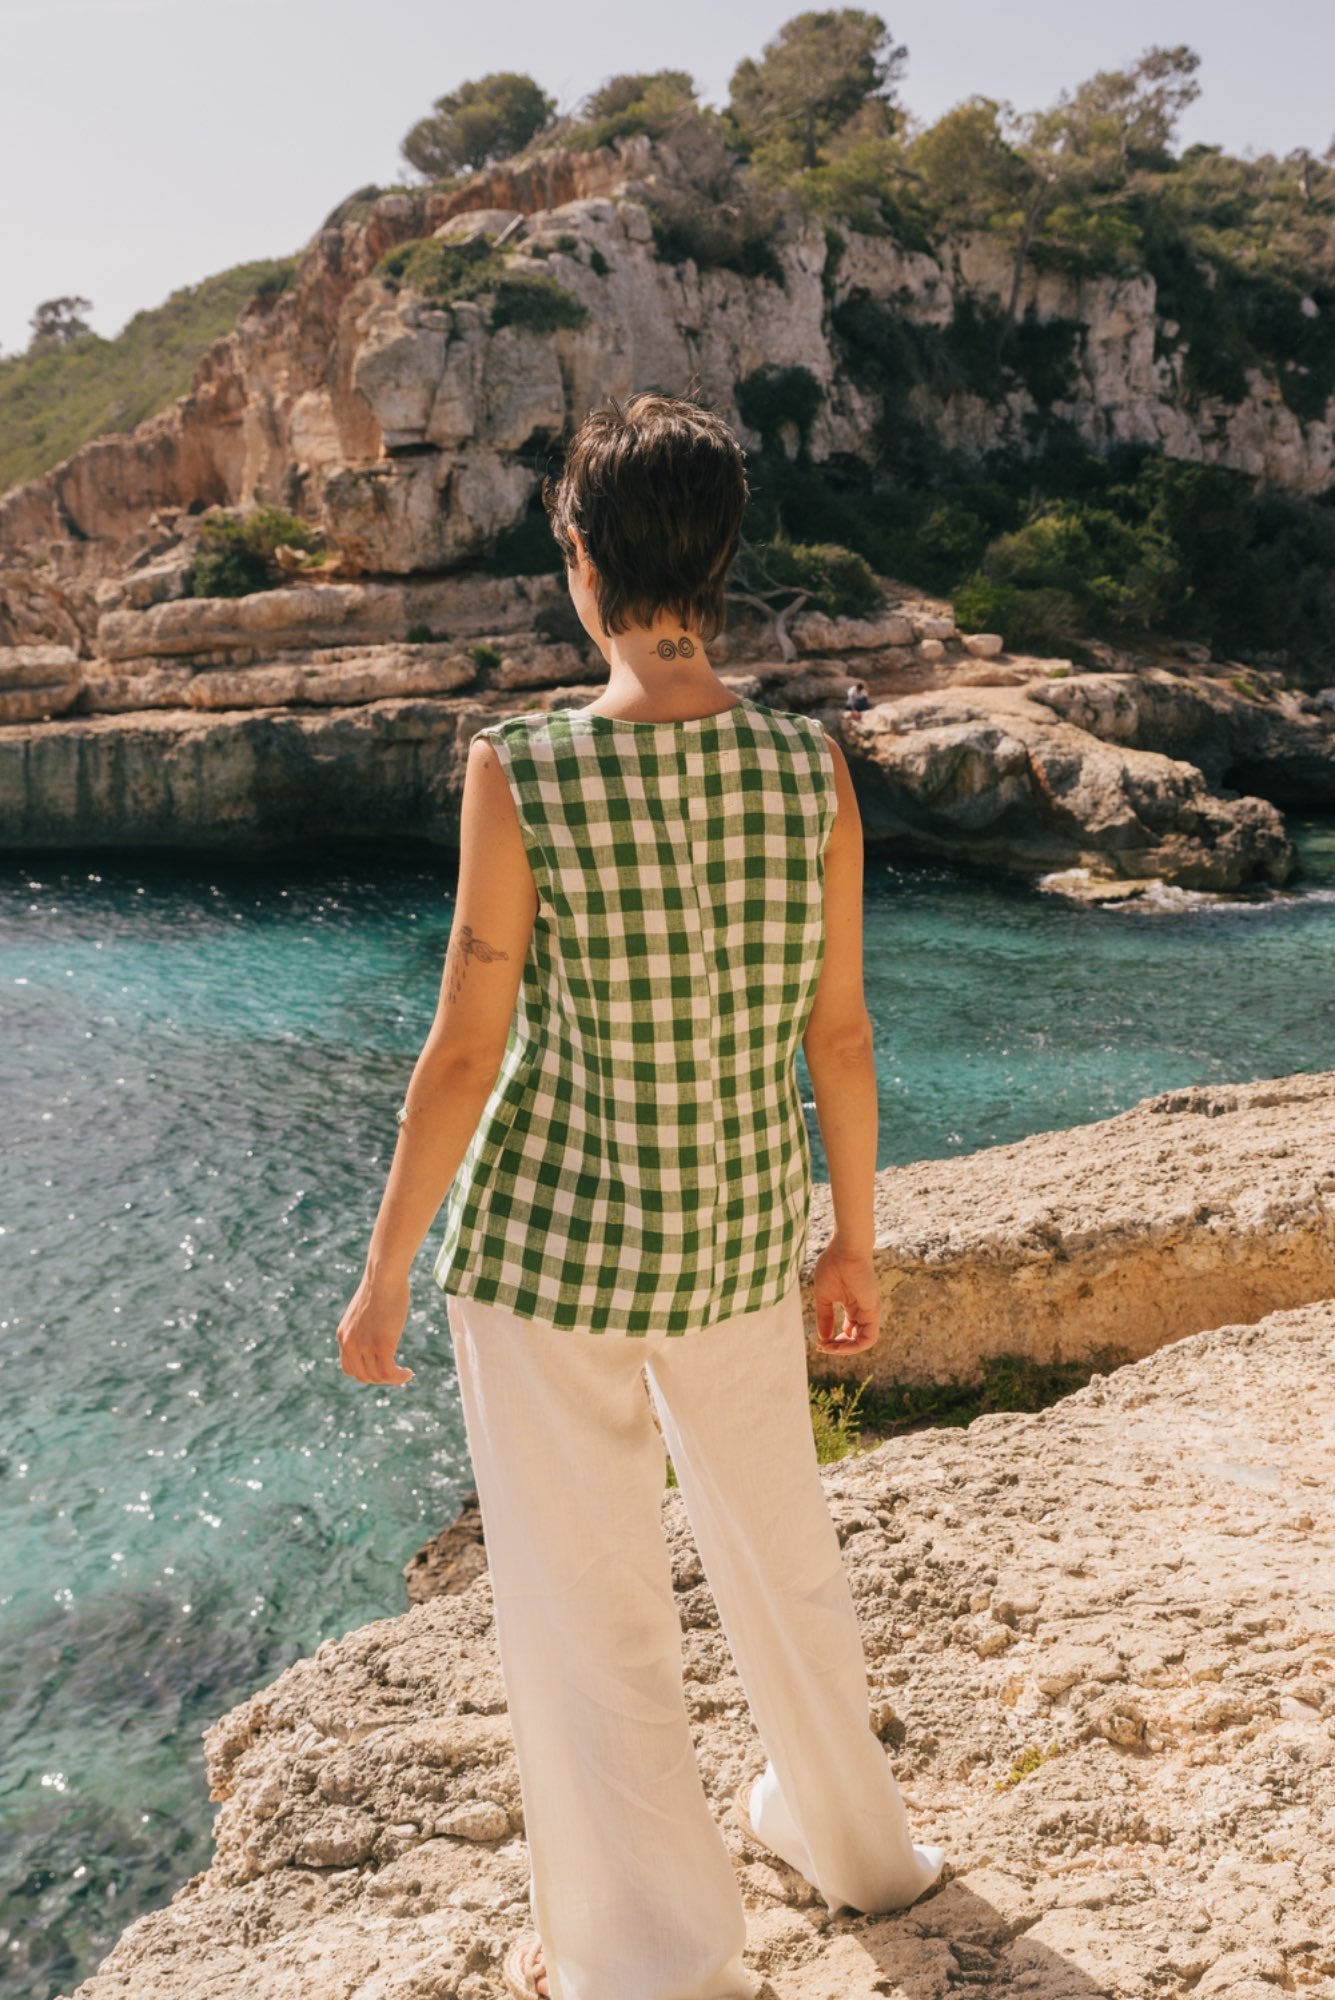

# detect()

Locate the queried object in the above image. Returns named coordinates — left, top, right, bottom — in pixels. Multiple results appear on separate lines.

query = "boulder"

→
left=403, top=1490, right=487, bottom=1605
left=838, top=687, right=1297, bottom=888
left=1029, top=666, right=1335, bottom=809
left=963, top=632, right=1005, bottom=658
left=803, top=1068, right=1335, bottom=1389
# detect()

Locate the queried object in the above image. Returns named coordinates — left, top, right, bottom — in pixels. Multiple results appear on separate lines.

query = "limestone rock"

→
left=3, top=134, right=1334, bottom=605
left=837, top=685, right=1297, bottom=888
left=803, top=1067, right=1335, bottom=1391
left=0, top=697, right=492, bottom=850
left=790, top=610, right=916, bottom=652
left=56, top=1294, right=1335, bottom=1998
left=0, top=643, right=82, bottom=721
left=1030, top=666, right=1335, bottom=809
left=0, top=671, right=1308, bottom=878
left=82, top=645, right=478, bottom=713
left=95, top=574, right=565, bottom=661
left=405, top=1490, right=487, bottom=1606
left=912, top=614, right=957, bottom=642
left=963, top=633, right=1005, bottom=658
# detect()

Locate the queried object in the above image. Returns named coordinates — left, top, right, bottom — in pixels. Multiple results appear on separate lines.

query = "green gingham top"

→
left=431, top=694, right=838, bottom=1335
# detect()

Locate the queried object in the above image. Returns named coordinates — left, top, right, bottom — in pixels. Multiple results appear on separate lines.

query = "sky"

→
left=1, top=0, right=1332, bottom=358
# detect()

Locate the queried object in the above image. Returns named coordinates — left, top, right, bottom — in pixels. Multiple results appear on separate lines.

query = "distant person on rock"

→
left=336, top=391, right=945, bottom=2000
left=846, top=678, right=871, bottom=711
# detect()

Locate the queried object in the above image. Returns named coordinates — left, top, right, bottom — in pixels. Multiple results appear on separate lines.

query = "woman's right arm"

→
left=801, top=733, right=881, bottom=1354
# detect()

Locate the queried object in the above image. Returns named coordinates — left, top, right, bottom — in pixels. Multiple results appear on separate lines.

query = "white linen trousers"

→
left=445, top=1276, right=946, bottom=2000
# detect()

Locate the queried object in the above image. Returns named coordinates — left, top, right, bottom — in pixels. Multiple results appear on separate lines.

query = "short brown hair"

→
left=541, top=392, right=749, bottom=642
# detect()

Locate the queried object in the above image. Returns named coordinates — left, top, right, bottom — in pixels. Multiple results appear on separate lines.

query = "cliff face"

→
left=2, top=138, right=1333, bottom=882
left=3, top=136, right=1332, bottom=597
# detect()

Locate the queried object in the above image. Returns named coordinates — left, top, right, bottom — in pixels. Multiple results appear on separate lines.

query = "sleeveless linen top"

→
left=432, top=694, right=838, bottom=1335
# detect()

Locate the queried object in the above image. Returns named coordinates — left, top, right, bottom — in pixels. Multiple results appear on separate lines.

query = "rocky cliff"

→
left=56, top=1072, right=1335, bottom=1996
left=4, top=134, right=1333, bottom=583
left=2, top=136, right=1333, bottom=882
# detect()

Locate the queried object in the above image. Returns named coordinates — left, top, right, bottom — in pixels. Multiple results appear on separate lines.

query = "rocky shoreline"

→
left=2, top=578, right=1332, bottom=896
left=53, top=1070, right=1335, bottom=1999
left=55, top=1079, right=1335, bottom=1997
left=2, top=138, right=1333, bottom=893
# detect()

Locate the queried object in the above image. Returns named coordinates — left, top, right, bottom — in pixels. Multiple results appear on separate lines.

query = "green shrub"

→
left=646, top=187, right=785, bottom=285
left=490, top=275, right=588, bottom=333
left=375, top=236, right=587, bottom=333
left=735, top=364, right=824, bottom=454
left=729, top=420, right=1335, bottom=684
left=375, top=236, right=499, bottom=298
left=789, top=138, right=935, bottom=247
left=832, top=292, right=1081, bottom=414
left=469, top=642, right=503, bottom=669
left=185, top=505, right=322, bottom=599
left=566, top=69, right=697, bottom=150
left=666, top=1375, right=867, bottom=1488
left=188, top=542, right=272, bottom=599
left=952, top=576, right=1084, bottom=653
left=589, top=248, right=610, bottom=277
left=997, top=1741, right=1063, bottom=1790
left=747, top=539, right=882, bottom=618
left=406, top=622, right=437, bottom=643
left=808, top=1380, right=868, bottom=1465
left=250, top=261, right=298, bottom=303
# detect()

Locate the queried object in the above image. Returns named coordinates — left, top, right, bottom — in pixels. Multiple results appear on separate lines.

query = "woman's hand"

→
left=811, top=1237, right=881, bottom=1355
left=337, top=1270, right=415, bottom=1386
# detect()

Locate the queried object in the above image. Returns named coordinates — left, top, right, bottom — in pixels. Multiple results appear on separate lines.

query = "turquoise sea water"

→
left=3, top=822, right=1335, bottom=1996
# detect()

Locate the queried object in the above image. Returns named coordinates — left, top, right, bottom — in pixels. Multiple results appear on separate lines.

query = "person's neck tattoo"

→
left=656, top=634, right=697, bottom=660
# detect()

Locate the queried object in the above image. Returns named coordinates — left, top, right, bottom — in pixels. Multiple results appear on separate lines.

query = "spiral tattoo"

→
left=656, top=635, right=697, bottom=659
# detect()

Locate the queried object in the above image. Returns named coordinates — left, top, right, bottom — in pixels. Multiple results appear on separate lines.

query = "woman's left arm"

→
left=338, top=734, right=537, bottom=1385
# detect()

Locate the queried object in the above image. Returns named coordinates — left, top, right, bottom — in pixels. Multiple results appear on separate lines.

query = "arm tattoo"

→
left=446, top=924, right=509, bottom=1004
left=656, top=634, right=696, bottom=659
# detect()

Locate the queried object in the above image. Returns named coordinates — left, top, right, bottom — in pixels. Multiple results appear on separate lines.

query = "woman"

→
left=337, top=392, right=945, bottom=2000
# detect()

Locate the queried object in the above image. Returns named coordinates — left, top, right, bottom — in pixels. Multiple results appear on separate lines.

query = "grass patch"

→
left=1229, top=673, right=1267, bottom=701
left=996, top=1740, right=1063, bottom=1790
left=0, top=255, right=300, bottom=493
left=663, top=1346, right=1128, bottom=1489
left=840, top=1344, right=1134, bottom=1449
left=809, top=1380, right=869, bottom=1464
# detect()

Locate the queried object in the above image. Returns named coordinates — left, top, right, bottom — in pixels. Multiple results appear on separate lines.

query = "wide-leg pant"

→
left=444, top=1276, right=945, bottom=2000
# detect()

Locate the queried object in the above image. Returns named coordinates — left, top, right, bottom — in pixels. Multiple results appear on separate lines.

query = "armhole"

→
left=811, top=722, right=840, bottom=859
left=476, top=723, right=553, bottom=919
